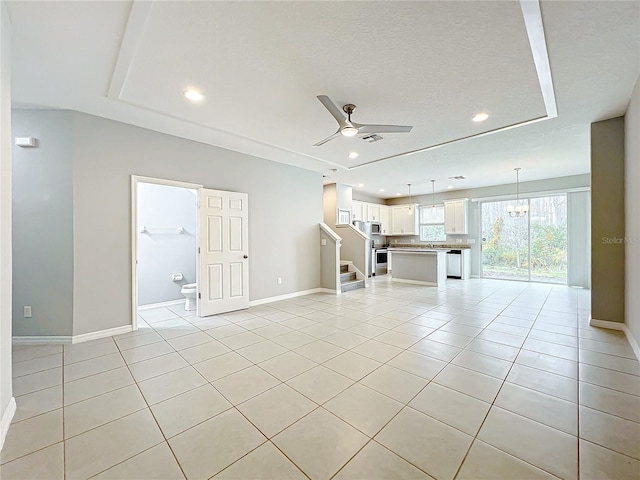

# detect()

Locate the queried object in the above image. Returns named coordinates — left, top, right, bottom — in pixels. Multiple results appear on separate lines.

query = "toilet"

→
left=180, top=283, right=197, bottom=311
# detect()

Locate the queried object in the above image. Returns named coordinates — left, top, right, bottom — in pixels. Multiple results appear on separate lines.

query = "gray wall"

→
left=320, top=228, right=338, bottom=291
left=11, top=109, right=322, bottom=337
left=1, top=1, right=13, bottom=429
left=323, top=183, right=337, bottom=226
left=352, top=191, right=381, bottom=204
left=11, top=110, right=74, bottom=336
left=137, top=182, right=196, bottom=306
left=70, top=112, right=322, bottom=335
left=336, top=184, right=352, bottom=220
left=386, top=174, right=590, bottom=277
left=323, top=183, right=353, bottom=227
left=591, top=117, right=625, bottom=323
left=625, top=75, right=640, bottom=344
left=73, top=113, right=322, bottom=335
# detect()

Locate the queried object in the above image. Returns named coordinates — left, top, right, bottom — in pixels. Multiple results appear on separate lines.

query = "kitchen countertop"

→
left=387, top=243, right=471, bottom=249
left=387, top=248, right=444, bottom=253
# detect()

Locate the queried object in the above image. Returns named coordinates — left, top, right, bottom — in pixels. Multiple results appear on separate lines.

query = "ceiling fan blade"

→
left=356, top=124, right=413, bottom=134
left=317, top=95, right=347, bottom=127
left=313, top=130, right=341, bottom=146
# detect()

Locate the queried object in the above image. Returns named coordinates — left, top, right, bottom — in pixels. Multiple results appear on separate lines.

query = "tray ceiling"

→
left=8, top=0, right=640, bottom=197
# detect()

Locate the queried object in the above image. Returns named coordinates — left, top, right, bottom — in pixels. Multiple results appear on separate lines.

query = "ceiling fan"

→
left=313, top=95, right=413, bottom=146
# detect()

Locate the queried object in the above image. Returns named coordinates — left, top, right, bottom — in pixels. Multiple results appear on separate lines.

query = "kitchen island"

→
left=388, top=248, right=448, bottom=286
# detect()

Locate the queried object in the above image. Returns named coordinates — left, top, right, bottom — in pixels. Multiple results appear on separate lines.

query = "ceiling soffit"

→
left=108, top=0, right=556, bottom=171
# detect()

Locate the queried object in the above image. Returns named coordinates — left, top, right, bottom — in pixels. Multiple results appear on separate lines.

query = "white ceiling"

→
left=8, top=1, right=640, bottom=198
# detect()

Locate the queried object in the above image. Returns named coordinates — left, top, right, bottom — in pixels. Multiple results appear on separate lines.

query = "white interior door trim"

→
left=130, top=175, right=203, bottom=331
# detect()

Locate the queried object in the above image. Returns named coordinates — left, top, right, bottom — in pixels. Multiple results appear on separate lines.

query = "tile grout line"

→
left=62, top=343, right=67, bottom=480
left=329, top=281, right=522, bottom=479
left=144, top=308, right=317, bottom=479
left=110, top=335, right=189, bottom=480
left=450, top=286, right=560, bottom=480
left=577, top=292, right=582, bottom=480
left=13, top=284, right=632, bottom=476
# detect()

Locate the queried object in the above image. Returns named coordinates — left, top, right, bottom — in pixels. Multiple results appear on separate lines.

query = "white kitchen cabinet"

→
left=380, top=205, right=391, bottom=234
left=352, top=201, right=364, bottom=221
left=367, top=204, right=381, bottom=222
left=391, top=204, right=419, bottom=235
left=444, top=199, right=468, bottom=234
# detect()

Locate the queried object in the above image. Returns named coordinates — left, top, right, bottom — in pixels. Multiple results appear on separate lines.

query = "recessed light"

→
left=379, top=189, right=385, bottom=192
left=357, top=183, right=364, bottom=187
left=447, top=185, right=454, bottom=189
left=184, top=89, right=204, bottom=102
left=472, top=112, right=489, bottom=122
left=349, top=152, right=359, bottom=159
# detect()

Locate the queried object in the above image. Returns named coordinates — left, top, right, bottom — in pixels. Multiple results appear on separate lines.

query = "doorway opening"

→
left=131, top=176, right=201, bottom=329
left=480, top=194, right=568, bottom=284
left=130, top=176, right=251, bottom=330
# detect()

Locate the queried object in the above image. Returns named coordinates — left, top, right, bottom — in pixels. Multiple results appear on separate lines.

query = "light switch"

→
left=321, top=239, right=327, bottom=246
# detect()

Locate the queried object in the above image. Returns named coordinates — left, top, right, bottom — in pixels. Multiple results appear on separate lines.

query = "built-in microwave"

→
left=371, top=222, right=382, bottom=235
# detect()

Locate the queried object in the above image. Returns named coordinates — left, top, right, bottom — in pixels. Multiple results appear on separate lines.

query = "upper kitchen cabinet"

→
left=444, top=199, right=468, bottom=234
left=367, top=204, right=381, bottom=222
left=380, top=205, right=390, bottom=234
left=352, top=200, right=364, bottom=221
left=391, top=204, right=419, bottom=235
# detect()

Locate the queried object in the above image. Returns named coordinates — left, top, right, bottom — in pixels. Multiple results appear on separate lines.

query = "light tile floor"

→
left=2, top=277, right=640, bottom=479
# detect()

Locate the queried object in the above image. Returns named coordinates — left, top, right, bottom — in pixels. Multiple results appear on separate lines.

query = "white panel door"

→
left=198, top=188, right=249, bottom=317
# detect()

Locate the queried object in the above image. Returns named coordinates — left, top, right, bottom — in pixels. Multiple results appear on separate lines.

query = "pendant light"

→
left=431, top=180, right=436, bottom=208
left=508, top=168, right=529, bottom=217
left=407, top=184, right=412, bottom=215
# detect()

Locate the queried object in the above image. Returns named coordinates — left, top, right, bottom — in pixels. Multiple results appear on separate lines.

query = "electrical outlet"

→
left=321, top=239, right=327, bottom=246
left=277, top=277, right=282, bottom=285
left=410, top=239, right=415, bottom=243
left=456, top=238, right=462, bottom=243
left=467, top=238, right=476, bottom=244
left=24, top=306, right=32, bottom=318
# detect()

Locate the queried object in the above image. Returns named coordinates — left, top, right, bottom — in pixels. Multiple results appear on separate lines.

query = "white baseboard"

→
left=12, top=336, right=72, bottom=345
left=249, top=288, right=330, bottom=307
left=317, top=288, right=340, bottom=295
left=590, top=317, right=640, bottom=361
left=0, top=397, right=16, bottom=452
left=71, top=325, right=134, bottom=344
left=13, top=324, right=134, bottom=346
left=391, top=278, right=438, bottom=287
left=138, top=299, right=183, bottom=311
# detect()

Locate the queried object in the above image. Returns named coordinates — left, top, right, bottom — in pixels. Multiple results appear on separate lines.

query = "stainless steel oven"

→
left=373, top=248, right=388, bottom=275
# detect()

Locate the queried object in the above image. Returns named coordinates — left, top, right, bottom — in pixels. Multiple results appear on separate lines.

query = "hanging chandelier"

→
left=407, top=184, right=412, bottom=214
left=507, top=168, right=529, bottom=217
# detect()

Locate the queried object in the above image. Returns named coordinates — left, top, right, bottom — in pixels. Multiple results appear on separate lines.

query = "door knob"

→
left=243, top=255, right=248, bottom=259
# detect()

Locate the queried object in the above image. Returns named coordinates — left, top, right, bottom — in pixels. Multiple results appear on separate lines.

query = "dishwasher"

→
left=446, top=250, right=462, bottom=278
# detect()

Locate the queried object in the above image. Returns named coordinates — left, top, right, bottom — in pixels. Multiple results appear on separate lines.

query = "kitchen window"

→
left=419, top=205, right=446, bottom=241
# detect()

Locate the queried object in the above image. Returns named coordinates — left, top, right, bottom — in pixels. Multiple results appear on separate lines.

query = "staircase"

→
left=340, top=262, right=365, bottom=293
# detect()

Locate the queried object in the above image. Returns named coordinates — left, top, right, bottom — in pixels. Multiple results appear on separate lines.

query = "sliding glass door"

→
left=481, top=200, right=529, bottom=281
left=481, top=195, right=567, bottom=284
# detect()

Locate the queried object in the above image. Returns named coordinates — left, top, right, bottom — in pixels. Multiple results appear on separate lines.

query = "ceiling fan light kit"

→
left=313, top=95, right=413, bottom=146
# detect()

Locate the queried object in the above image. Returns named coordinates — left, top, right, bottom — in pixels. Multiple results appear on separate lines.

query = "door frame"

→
left=130, top=175, right=203, bottom=331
